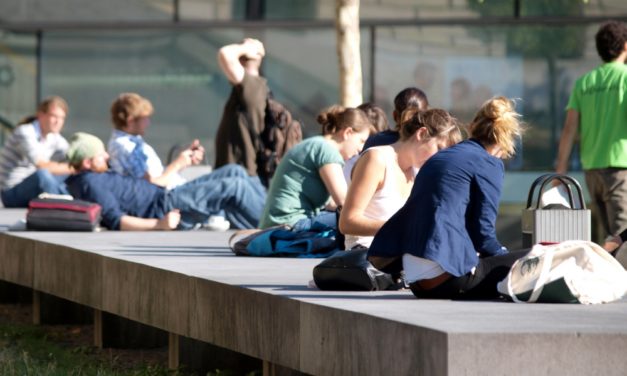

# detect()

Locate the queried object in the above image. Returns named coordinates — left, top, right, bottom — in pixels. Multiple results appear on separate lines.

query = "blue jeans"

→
left=165, top=164, right=267, bottom=229
left=1, top=169, right=69, bottom=208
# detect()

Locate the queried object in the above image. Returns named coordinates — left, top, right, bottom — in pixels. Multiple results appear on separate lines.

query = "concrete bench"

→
left=0, top=208, right=626, bottom=375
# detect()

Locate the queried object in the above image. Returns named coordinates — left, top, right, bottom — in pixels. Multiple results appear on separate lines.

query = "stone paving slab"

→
left=1, top=209, right=627, bottom=375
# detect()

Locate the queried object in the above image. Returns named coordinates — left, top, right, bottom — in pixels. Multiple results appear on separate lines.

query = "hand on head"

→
left=243, top=38, right=265, bottom=60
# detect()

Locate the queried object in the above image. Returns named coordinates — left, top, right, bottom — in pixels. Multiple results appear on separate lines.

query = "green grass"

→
left=0, top=322, right=173, bottom=376
left=0, top=320, right=262, bottom=376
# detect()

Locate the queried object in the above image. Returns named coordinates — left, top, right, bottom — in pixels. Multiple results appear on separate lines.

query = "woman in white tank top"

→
left=339, top=108, right=462, bottom=249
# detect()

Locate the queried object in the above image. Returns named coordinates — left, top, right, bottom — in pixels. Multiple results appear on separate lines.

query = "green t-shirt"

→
left=567, top=61, right=627, bottom=169
left=260, top=136, right=344, bottom=228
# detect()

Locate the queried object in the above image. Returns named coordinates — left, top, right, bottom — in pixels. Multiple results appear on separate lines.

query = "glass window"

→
left=0, top=0, right=173, bottom=22
left=41, top=30, right=224, bottom=161
left=180, top=0, right=243, bottom=21
left=38, top=28, right=371, bottom=164
left=373, top=23, right=597, bottom=171
left=0, top=31, right=37, bottom=129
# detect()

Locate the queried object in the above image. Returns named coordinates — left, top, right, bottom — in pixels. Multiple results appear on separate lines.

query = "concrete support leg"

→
left=32, top=290, right=40, bottom=325
left=94, top=309, right=103, bottom=348
left=168, top=333, right=179, bottom=370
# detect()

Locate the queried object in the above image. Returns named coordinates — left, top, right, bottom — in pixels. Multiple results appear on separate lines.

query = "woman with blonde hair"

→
left=260, top=106, right=371, bottom=228
left=339, top=108, right=461, bottom=249
left=368, top=96, right=528, bottom=300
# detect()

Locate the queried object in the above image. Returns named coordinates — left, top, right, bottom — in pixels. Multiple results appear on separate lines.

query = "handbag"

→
left=497, top=240, right=627, bottom=304
left=522, top=173, right=591, bottom=247
left=26, top=197, right=102, bottom=231
left=313, top=248, right=403, bottom=291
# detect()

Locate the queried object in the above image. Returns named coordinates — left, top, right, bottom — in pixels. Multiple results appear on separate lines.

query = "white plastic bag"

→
left=497, top=240, right=627, bottom=304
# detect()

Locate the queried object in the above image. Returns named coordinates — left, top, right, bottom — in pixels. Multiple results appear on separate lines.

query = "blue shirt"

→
left=66, top=171, right=168, bottom=230
left=363, top=130, right=400, bottom=150
left=368, top=139, right=506, bottom=277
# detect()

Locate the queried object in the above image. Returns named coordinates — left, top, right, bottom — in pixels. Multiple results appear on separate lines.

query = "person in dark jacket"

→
left=65, top=132, right=265, bottom=231
left=368, top=96, right=528, bottom=300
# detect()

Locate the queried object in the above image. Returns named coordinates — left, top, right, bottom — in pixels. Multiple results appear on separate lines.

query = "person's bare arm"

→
left=146, top=140, right=204, bottom=187
left=119, top=210, right=180, bottom=231
left=217, top=39, right=265, bottom=85
left=35, top=160, right=73, bottom=175
left=318, top=163, right=347, bottom=210
left=339, top=151, right=386, bottom=236
left=555, top=109, right=580, bottom=174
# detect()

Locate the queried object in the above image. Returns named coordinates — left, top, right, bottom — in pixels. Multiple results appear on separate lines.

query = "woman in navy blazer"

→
left=368, top=96, right=528, bottom=300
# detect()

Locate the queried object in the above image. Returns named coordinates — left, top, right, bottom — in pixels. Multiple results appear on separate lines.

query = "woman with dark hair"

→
left=368, top=96, right=527, bottom=300
left=260, top=106, right=371, bottom=228
left=363, top=87, right=429, bottom=150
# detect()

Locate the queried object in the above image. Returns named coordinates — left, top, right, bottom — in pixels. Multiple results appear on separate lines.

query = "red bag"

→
left=27, top=198, right=101, bottom=231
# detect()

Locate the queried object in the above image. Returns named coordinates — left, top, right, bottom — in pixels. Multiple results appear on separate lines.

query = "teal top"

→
left=260, top=136, right=344, bottom=228
left=567, top=61, right=627, bottom=169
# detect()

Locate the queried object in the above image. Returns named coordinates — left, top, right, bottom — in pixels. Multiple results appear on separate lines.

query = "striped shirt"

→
left=0, top=121, right=68, bottom=190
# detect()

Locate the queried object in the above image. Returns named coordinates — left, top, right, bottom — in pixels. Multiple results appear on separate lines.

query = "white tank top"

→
left=344, top=146, right=410, bottom=249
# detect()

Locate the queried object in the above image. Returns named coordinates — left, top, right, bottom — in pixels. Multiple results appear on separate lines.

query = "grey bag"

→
left=522, top=174, right=590, bottom=248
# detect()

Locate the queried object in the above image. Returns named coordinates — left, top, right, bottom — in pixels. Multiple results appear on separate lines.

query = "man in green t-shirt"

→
left=556, top=21, right=627, bottom=259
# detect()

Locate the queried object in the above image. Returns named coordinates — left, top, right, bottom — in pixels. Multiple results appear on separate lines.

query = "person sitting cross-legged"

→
left=65, top=132, right=266, bottom=231
left=108, top=92, right=205, bottom=190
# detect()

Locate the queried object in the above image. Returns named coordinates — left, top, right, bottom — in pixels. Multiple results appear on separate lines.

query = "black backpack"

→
left=256, top=98, right=303, bottom=187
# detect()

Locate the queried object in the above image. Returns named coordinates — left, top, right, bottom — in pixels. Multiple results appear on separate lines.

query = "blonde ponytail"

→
left=468, top=96, right=523, bottom=159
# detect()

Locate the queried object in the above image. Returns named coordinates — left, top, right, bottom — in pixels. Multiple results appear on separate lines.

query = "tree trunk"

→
left=335, top=0, right=362, bottom=107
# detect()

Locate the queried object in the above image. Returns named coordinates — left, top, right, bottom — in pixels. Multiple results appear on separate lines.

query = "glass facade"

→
left=0, top=0, right=626, bottom=169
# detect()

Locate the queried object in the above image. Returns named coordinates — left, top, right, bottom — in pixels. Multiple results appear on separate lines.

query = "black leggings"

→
left=409, top=249, right=531, bottom=300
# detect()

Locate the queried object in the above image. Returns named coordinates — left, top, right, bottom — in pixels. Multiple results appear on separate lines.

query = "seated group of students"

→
left=0, top=85, right=531, bottom=300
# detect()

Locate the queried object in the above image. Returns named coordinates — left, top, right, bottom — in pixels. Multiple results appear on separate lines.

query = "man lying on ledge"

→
left=64, top=132, right=266, bottom=231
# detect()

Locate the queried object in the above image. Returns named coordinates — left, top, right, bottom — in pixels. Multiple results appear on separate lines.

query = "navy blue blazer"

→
left=368, top=139, right=507, bottom=277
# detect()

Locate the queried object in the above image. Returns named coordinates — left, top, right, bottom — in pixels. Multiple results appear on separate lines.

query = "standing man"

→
left=0, top=96, right=72, bottom=207
left=556, top=21, right=627, bottom=256
left=215, top=38, right=269, bottom=177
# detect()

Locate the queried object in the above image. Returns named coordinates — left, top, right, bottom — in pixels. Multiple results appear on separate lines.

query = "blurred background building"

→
left=1, top=0, right=626, bottom=246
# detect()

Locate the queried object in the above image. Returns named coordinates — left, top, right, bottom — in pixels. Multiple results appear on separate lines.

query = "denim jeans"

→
left=409, top=249, right=530, bottom=300
left=165, top=164, right=267, bottom=229
left=1, top=169, right=69, bottom=208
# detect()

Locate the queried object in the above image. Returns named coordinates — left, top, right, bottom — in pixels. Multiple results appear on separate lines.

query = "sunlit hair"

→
left=357, top=102, right=389, bottom=134
left=19, top=96, right=69, bottom=125
left=110, top=93, right=154, bottom=130
left=38, top=96, right=69, bottom=115
left=468, top=96, right=523, bottom=159
left=399, top=108, right=462, bottom=146
left=317, top=106, right=371, bottom=136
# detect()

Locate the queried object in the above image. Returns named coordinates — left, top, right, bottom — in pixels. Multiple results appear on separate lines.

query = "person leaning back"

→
left=0, top=96, right=72, bottom=207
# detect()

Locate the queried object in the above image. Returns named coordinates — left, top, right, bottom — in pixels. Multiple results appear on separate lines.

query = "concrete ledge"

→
left=1, top=210, right=627, bottom=375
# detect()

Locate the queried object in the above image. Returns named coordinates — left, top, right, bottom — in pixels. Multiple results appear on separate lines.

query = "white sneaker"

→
left=204, top=215, right=230, bottom=231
